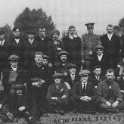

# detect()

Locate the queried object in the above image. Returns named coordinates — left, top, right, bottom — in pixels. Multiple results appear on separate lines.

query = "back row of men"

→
left=0, top=23, right=124, bottom=73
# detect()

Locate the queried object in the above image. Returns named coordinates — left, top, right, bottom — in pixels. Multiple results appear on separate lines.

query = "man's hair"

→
left=107, top=24, right=113, bottom=28
left=68, top=25, right=75, bottom=30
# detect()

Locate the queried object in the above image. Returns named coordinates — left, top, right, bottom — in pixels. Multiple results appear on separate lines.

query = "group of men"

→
left=0, top=23, right=123, bottom=122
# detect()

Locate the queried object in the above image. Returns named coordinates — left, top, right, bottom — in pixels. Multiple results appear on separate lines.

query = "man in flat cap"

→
left=81, top=23, right=101, bottom=69
left=72, top=69, right=97, bottom=113
left=48, top=29, right=63, bottom=63
left=47, top=73, right=70, bottom=114
left=91, top=44, right=107, bottom=72
left=2, top=54, right=31, bottom=119
left=100, top=24, right=121, bottom=70
left=63, top=26, right=81, bottom=70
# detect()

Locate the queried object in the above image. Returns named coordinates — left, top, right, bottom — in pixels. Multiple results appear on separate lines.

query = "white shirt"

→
left=15, top=38, right=20, bottom=44
left=70, top=74, right=75, bottom=81
left=82, top=82, right=87, bottom=90
left=107, top=33, right=113, bottom=40
left=97, top=54, right=103, bottom=61
left=0, top=40, right=5, bottom=46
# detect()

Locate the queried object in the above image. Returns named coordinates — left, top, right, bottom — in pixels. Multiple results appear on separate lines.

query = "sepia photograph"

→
left=0, top=0, right=124, bottom=124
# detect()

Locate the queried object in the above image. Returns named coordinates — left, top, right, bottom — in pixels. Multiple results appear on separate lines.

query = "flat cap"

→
left=35, top=51, right=43, bottom=56
left=52, top=72, right=65, bottom=79
left=79, top=69, right=90, bottom=76
left=67, top=63, right=77, bottom=69
left=58, top=50, right=69, bottom=56
left=8, top=54, right=19, bottom=61
left=51, top=29, right=60, bottom=36
left=95, top=44, right=104, bottom=50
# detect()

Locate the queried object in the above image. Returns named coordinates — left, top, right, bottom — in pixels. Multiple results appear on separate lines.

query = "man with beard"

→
left=55, top=50, right=71, bottom=77
left=63, top=26, right=81, bottom=70
left=97, top=69, right=124, bottom=112
left=47, top=73, right=70, bottom=114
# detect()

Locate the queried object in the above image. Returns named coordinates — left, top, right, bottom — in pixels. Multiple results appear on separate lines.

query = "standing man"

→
left=63, top=26, right=81, bottom=70
left=100, top=24, right=120, bottom=70
left=35, top=27, right=49, bottom=55
left=81, top=23, right=100, bottom=68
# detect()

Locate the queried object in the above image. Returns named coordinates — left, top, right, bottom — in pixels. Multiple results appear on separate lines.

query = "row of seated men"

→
left=0, top=49, right=124, bottom=122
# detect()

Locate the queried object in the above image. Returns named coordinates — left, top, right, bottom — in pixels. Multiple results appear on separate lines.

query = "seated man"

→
left=66, top=63, right=78, bottom=88
left=46, top=73, right=70, bottom=114
left=97, top=69, right=124, bottom=112
left=91, top=66, right=104, bottom=90
left=72, top=69, right=97, bottom=113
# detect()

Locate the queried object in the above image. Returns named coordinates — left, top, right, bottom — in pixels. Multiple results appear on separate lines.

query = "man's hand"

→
left=105, top=101, right=111, bottom=106
left=51, top=97, right=58, bottom=100
left=80, top=96, right=91, bottom=102
left=61, top=95, right=67, bottom=99
left=112, top=101, right=119, bottom=108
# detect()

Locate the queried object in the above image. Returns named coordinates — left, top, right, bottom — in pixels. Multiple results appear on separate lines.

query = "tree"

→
left=14, top=7, right=55, bottom=36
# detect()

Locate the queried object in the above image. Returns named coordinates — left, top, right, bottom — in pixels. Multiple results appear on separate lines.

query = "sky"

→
left=0, top=0, right=124, bottom=35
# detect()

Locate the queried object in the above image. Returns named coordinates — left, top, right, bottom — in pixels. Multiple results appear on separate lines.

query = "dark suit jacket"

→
left=100, top=34, right=120, bottom=57
left=97, top=79, right=122, bottom=103
left=72, top=80, right=95, bottom=100
left=91, top=53, right=107, bottom=71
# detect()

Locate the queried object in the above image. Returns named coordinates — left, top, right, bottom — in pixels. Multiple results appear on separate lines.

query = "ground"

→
left=0, top=112, right=124, bottom=124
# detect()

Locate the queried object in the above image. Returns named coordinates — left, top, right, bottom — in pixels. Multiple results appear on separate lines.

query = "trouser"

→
left=73, top=99, right=97, bottom=113
left=8, top=85, right=27, bottom=115
left=30, top=84, right=48, bottom=118
left=100, top=101, right=124, bottom=112
left=47, top=98, right=69, bottom=113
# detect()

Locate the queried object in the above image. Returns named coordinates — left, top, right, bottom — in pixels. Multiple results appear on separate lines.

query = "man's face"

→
left=96, top=49, right=103, bottom=55
left=52, top=33, right=59, bottom=40
left=54, top=78, right=61, bottom=85
left=69, top=68, right=77, bottom=75
left=10, top=62, right=18, bottom=69
left=42, top=58, right=48, bottom=64
left=94, top=68, right=102, bottom=75
left=38, top=28, right=46, bottom=38
left=106, top=72, right=114, bottom=80
left=28, top=34, right=34, bottom=41
left=13, top=30, right=21, bottom=37
left=34, top=55, right=43, bottom=64
left=69, top=27, right=76, bottom=35
left=0, top=34, right=5, bottom=40
left=87, top=27, right=94, bottom=34
left=60, top=54, right=67, bottom=62
left=106, top=26, right=113, bottom=34
left=80, top=75, right=88, bottom=83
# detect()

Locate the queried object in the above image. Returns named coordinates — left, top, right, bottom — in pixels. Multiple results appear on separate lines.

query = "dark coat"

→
left=91, top=53, right=107, bottom=71
left=35, top=36, right=50, bottom=55
left=72, top=80, right=96, bottom=100
left=46, top=82, right=70, bottom=100
left=97, top=79, right=122, bottom=103
left=63, top=36, right=81, bottom=66
left=100, top=34, right=120, bottom=68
